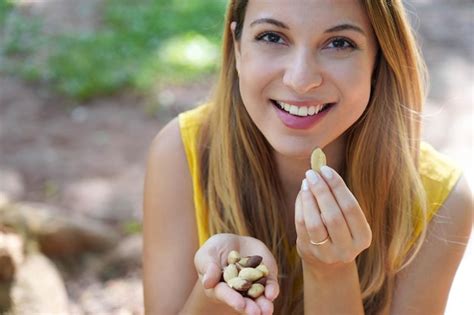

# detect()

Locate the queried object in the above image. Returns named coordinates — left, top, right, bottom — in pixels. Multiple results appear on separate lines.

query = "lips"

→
left=272, top=100, right=332, bottom=117
left=270, top=99, right=335, bottom=130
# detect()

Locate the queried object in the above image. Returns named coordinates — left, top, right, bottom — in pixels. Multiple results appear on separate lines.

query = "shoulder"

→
left=437, top=174, right=472, bottom=243
left=418, top=142, right=463, bottom=217
left=143, top=116, right=199, bottom=314
left=391, top=173, right=472, bottom=314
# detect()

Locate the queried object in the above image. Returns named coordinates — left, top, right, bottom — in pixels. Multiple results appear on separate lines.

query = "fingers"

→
left=211, top=282, right=246, bottom=312
left=305, top=169, right=352, bottom=245
left=301, top=179, right=329, bottom=245
left=295, top=190, right=310, bottom=243
left=264, top=278, right=279, bottom=302
left=201, top=262, right=222, bottom=289
left=255, top=295, right=274, bottom=315
left=319, top=166, right=372, bottom=249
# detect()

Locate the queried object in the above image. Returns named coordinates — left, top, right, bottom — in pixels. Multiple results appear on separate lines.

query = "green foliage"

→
left=0, top=0, right=227, bottom=100
left=0, top=0, right=13, bottom=24
left=123, top=220, right=142, bottom=235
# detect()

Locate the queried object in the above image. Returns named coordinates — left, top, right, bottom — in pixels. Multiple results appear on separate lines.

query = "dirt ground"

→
left=0, top=0, right=472, bottom=314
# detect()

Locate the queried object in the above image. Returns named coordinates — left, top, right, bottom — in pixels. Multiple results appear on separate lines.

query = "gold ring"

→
left=310, top=236, right=330, bottom=246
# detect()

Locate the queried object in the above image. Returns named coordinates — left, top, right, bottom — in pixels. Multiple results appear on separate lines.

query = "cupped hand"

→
left=194, top=233, right=279, bottom=315
left=294, top=166, right=372, bottom=270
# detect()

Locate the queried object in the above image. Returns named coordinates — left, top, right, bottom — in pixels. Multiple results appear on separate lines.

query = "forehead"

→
left=244, top=0, right=372, bottom=32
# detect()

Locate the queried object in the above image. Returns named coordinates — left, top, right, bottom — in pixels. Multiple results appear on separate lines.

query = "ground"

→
left=0, top=0, right=472, bottom=314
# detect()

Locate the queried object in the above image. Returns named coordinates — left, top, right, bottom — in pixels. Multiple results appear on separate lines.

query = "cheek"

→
left=239, top=49, right=279, bottom=96
left=329, top=59, right=372, bottom=107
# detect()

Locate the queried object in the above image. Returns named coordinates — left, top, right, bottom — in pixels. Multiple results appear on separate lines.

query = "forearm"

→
left=179, top=279, right=239, bottom=315
left=303, top=261, right=364, bottom=315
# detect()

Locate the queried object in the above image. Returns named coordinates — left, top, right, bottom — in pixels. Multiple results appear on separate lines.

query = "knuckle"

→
left=340, top=252, right=355, bottom=264
left=331, top=175, right=346, bottom=190
left=295, top=215, right=305, bottom=227
left=322, top=213, right=344, bottom=227
left=340, top=200, right=358, bottom=215
left=305, top=220, right=324, bottom=234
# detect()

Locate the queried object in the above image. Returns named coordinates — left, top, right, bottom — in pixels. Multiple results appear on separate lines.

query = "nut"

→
left=227, top=250, right=241, bottom=264
left=256, top=264, right=269, bottom=277
left=310, top=147, right=326, bottom=171
left=247, top=283, right=265, bottom=299
left=223, top=263, right=238, bottom=282
left=238, top=267, right=264, bottom=282
left=237, top=255, right=262, bottom=268
left=221, top=250, right=269, bottom=300
left=227, top=277, right=252, bottom=291
left=255, top=276, right=267, bottom=286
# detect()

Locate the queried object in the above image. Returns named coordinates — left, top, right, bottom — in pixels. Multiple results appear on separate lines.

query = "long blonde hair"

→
left=199, top=1, right=428, bottom=314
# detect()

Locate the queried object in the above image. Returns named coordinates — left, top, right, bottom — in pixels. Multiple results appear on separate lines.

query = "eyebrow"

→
left=250, top=18, right=289, bottom=29
left=249, top=18, right=366, bottom=37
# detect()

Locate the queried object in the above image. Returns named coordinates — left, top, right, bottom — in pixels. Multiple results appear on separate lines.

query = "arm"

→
left=142, top=118, right=239, bottom=315
left=390, top=175, right=473, bottom=314
left=295, top=168, right=370, bottom=315
left=302, top=261, right=364, bottom=315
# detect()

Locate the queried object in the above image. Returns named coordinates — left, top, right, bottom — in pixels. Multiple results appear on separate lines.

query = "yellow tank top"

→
left=178, top=104, right=463, bottom=248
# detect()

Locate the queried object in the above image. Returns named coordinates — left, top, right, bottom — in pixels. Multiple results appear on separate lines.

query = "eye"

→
left=255, top=32, right=286, bottom=45
left=326, top=37, right=356, bottom=50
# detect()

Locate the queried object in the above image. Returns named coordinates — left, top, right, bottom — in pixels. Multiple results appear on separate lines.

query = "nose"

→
left=282, top=49, right=323, bottom=94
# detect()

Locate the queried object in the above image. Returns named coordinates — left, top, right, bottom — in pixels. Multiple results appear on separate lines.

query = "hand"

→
left=194, top=233, right=279, bottom=315
left=294, top=166, right=372, bottom=270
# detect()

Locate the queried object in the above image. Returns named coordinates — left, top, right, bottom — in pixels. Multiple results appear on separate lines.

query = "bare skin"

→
left=143, top=118, right=472, bottom=314
left=143, top=0, right=473, bottom=313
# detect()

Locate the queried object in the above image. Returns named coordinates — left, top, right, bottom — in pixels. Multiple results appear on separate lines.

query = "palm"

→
left=195, top=233, right=279, bottom=315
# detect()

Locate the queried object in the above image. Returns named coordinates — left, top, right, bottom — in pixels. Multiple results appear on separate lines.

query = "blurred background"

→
left=0, top=0, right=472, bottom=314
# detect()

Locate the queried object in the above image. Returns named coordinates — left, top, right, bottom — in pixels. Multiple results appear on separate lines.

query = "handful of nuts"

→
left=221, top=250, right=269, bottom=299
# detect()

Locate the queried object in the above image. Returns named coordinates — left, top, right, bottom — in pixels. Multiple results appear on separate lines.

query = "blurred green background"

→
left=0, top=0, right=226, bottom=100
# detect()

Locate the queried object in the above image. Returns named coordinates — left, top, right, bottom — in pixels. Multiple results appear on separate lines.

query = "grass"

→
left=0, top=0, right=227, bottom=100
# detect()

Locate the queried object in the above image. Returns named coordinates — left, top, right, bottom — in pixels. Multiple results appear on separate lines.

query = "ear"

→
left=230, top=21, right=241, bottom=75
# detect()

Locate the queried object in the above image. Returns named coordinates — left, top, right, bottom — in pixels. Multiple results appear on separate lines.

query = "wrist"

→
left=302, top=259, right=358, bottom=280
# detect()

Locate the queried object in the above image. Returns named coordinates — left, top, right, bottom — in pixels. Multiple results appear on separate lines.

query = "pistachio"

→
left=223, top=263, right=238, bottom=282
left=238, top=255, right=262, bottom=268
left=310, top=147, right=326, bottom=171
left=238, top=267, right=264, bottom=282
left=227, top=250, right=241, bottom=265
left=227, top=277, right=252, bottom=291
left=255, top=276, right=267, bottom=286
left=256, top=264, right=269, bottom=277
left=247, top=283, right=265, bottom=299
left=221, top=250, right=269, bottom=300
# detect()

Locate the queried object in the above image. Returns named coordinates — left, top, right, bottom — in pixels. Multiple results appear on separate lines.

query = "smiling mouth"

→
left=270, top=99, right=335, bottom=117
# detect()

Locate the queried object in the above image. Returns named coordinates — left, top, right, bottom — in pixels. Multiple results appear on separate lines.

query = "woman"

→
left=143, top=1, right=472, bottom=314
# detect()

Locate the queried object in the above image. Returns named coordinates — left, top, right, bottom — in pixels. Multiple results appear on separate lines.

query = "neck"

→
left=274, top=133, right=348, bottom=214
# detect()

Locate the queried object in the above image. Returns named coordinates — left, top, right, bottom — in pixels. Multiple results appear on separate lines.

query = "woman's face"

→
left=232, top=0, right=378, bottom=159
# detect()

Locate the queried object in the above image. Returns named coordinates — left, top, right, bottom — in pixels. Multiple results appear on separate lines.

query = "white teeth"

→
left=298, top=106, right=308, bottom=116
left=289, top=105, right=299, bottom=115
left=275, top=100, right=327, bottom=117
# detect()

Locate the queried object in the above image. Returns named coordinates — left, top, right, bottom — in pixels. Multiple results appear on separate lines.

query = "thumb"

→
left=194, top=248, right=223, bottom=289
left=201, top=262, right=222, bottom=289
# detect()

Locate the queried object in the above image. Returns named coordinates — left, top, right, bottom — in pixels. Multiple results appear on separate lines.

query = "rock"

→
left=99, top=234, right=142, bottom=279
left=0, top=202, right=120, bottom=258
left=0, top=229, right=24, bottom=282
left=0, top=169, right=24, bottom=201
left=62, top=177, right=134, bottom=222
left=10, top=253, right=69, bottom=314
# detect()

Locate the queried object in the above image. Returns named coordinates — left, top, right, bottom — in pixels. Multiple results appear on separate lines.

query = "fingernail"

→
left=305, top=170, right=318, bottom=184
left=201, top=273, right=207, bottom=285
left=301, top=179, right=309, bottom=191
left=320, top=166, right=333, bottom=179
